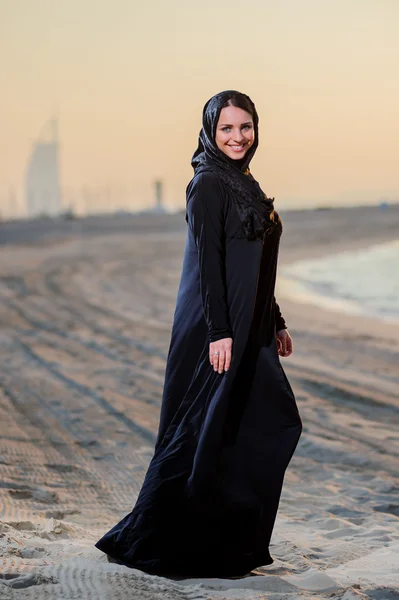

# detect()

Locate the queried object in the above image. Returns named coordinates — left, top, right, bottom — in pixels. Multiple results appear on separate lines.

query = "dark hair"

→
left=221, top=92, right=257, bottom=122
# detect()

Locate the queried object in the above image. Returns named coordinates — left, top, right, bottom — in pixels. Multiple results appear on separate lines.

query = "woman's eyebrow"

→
left=219, top=121, right=253, bottom=127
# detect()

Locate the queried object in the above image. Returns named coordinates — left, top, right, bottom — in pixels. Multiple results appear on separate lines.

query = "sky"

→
left=1, top=0, right=399, bottom=216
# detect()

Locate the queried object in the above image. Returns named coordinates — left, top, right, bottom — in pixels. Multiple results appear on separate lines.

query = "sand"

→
left=0, top=205, right=398, bottom=599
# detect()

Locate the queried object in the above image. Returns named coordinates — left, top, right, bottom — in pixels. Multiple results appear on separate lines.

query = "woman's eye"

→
left=222, top=125, right=252, bottom=132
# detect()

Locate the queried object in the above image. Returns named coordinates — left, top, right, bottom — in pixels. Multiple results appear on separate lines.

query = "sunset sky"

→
left=1, top=0, right=398, bottom=216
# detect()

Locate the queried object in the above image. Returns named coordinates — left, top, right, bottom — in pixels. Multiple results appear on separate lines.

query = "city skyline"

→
left=1, top=0, right=399, bottom=217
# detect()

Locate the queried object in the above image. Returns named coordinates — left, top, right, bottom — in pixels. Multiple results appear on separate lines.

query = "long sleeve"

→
left=186, top=173, right=233, bottom=342
left=274, top=296, right=287, bottom=332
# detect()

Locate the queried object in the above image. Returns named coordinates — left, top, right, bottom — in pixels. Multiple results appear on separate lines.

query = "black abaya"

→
left=94, top=171, right=302, bottom=577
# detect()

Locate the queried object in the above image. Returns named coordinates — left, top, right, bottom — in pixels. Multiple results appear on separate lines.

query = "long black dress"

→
left=94, top=171, right=302, bottom=577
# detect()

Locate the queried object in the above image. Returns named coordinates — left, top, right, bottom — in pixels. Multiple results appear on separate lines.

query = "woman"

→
left=94, top=90, right=302, bottom=578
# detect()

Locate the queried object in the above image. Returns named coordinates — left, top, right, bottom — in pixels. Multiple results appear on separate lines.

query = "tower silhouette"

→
left=154, top=180, right=166, bottom=214
left=25, top=118, right=62, bottom=218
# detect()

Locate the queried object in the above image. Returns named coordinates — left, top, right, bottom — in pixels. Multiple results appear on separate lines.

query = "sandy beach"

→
left=0, top=205, right=398, bottom=599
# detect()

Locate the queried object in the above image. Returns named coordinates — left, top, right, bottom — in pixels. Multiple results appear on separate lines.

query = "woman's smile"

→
left=215, top=105, right=255, bottom=160
left=228, top=143, right=248, bottom=152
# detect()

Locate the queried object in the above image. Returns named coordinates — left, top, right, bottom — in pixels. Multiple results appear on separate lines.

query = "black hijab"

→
left=190, top=90, right=278, bottom=241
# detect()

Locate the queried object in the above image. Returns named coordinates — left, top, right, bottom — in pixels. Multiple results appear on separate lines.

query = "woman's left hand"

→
left=276, top=329, right=293, bottom=357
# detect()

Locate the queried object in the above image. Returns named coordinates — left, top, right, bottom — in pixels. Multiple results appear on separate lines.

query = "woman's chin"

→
left=225, top=150, right=248, bottom=160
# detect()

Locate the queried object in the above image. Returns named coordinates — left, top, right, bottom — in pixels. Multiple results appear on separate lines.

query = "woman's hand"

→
left=276, top=329, right=293, bottom=357
left=209, top=337, right=233, bottom=373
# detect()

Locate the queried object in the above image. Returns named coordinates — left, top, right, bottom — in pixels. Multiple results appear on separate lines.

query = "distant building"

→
left=153, top=180, right=166, bottom=214
left=25, top=118, right=62, bottom=218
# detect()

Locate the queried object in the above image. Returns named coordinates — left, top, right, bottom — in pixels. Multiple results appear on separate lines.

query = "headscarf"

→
left=190, top=90, right=279, bottom=241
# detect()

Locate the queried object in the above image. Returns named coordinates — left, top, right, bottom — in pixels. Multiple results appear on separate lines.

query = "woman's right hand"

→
left=209, top=337, right=233, bottom=373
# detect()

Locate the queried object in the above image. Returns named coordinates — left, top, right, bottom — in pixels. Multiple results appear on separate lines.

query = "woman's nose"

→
left=233, top=129, right=245, bottom=142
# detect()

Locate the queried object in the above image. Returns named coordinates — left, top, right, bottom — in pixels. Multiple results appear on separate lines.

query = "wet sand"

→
left=0, top=205, right=398, bottom=599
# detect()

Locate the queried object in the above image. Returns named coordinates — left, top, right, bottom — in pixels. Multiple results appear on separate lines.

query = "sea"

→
left=279, top=239, right=399, bottom=324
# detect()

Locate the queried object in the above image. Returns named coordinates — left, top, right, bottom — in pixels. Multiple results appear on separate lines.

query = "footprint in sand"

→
left=0, top=573, right=58, bottom=589
left=8, top=489, right=32, bottom=500
left=374, top=503, right=399, bottom=517
left=8, top=487, right=59, bottom=504
left=44, top=509, right=80, bottom=519
left=44, top=463, right=78, bottom=473
left=18, top=547, right=47, bottom=559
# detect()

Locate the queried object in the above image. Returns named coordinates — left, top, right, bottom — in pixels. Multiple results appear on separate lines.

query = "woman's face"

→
left=215, top=105, right=255, bottom=161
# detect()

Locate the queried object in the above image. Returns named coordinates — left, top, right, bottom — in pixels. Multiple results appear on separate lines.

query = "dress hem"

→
left=94, top=541, right=274, bottom=579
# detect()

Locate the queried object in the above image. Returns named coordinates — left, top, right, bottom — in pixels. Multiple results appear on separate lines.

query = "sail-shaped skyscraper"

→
left=25, top=118, right=62, bottom=218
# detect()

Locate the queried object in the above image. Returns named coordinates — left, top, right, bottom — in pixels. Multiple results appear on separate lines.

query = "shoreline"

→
left=275, top=202, right=399, bottom=356
left=278, top=237, right=399, bottom=326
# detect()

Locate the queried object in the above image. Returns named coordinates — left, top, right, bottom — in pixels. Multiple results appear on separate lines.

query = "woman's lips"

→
left=228, top=144, right=246, bottom=152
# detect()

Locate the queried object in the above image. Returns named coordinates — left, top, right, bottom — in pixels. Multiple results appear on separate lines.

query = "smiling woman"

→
left=215, top=107, right=255, bottom=159
left=94, top=89, right=302, bottom=578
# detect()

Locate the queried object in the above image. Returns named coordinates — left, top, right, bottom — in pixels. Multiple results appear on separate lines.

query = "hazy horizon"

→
left=1, top=0, right=399, bottom=218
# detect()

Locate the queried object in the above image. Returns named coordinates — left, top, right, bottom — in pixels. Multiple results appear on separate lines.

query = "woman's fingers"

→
left=209, top=348, right=220, bottom=366
left=210, top=350, right=225, bottom=373
left=209, top=348, right=220, bottom=370
left=284, top=335, right=293, bottom=357
left=212, top=348, right=233, bottom=373
left=224, top=348, right=231, bottom=372
left=276, top=330, right=293, bottom=357
left=209, top=337, right=233, bottom=373
left=214, top=349, right=225, bottom=373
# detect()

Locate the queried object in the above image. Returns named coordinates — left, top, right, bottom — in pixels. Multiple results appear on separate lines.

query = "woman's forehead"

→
left=217, top=105, right=254, bottom=124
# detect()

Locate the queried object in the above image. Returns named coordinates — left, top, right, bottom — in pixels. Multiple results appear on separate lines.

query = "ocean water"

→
left=279, top=239, right=399, bottom=323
